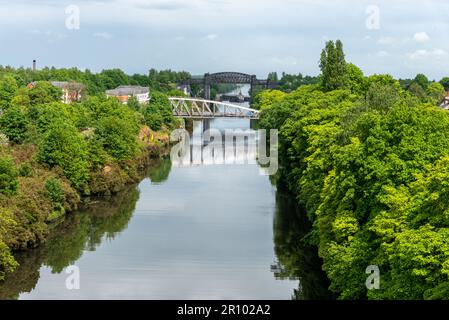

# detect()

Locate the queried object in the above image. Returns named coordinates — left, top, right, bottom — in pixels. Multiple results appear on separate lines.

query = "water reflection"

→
left=172, top=120, right=258, bottom=168
left=0, top=187, right=139, bottom=299
left=273, top=187, right=334, bottom=300
left=147, top=156, right=172, bottom=184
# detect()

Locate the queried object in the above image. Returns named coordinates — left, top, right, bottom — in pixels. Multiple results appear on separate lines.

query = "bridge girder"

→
left=169, top=97, right=260, bottom=120
left=183, top=72, right=270, bottom=86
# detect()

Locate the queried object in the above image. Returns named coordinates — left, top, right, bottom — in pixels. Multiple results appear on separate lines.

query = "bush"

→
left=96, top=116, right=139, bottom=160
left=45, top=178, right=65, bottom=206
left=0, top=106, right=29, bottom=144
left=143, top=106, right=164, bottom=131
left=18, top=163, right=32, bottom=177
left=38, top=122, right=89, bottom=189
left=144, top=91, right=174, bottom=130
left=28, top=82, right=62, bottom=106
left=0, top=208, right=18, bottom=280
left=0, top=75, right=18, bottom=111
left=0, top=156, right=18, bottom=195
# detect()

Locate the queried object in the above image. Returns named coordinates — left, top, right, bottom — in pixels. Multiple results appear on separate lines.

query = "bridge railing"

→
left=168, top=97, right=260, bottom=119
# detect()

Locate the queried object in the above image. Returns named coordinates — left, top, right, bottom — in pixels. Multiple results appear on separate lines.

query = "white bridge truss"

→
left=168, top=97, right=260, bottom=119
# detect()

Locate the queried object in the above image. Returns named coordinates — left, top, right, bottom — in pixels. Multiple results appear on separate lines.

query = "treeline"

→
left=0, top=65, right=191, bottom=95
left=257, top=40, right=449, bottom=299
left=267, top=68, right=449, bottom=101
left=267, top=71, right=319, bottom=92
left=0, top=75, right=178, bottom=280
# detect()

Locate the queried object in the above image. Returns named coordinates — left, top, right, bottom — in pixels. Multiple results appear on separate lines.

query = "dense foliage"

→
left=0, top=66, right=191, bottom=95
left=257, top=40, right=449, bottom=299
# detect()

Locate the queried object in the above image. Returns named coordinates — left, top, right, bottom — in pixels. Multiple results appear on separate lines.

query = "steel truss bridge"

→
left=180, top=72, right=277, bottom=100
left=168, top=97, right=260, bottom=119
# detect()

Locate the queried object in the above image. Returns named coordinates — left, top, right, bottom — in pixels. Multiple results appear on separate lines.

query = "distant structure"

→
left=441, top=92, right=449, bottom=110
left=219, top=90, right=250, bottom=103
left=106, top=85, right=150, bottom=104
left=32, top=60, right=36, bottom=72
left=181, top=72, right=277, bottom=100
left=27, top=81, right=85, bottom=104
left=176, top=84, right=190, bottom=95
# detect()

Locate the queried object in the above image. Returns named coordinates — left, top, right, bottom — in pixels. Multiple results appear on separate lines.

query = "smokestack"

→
left=32, top=60, right=36, bottom=71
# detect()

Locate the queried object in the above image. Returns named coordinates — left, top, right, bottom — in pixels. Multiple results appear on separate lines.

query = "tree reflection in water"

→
left=146, top=156, right=172, bottom=184
left=0, top=186, right=140, bottom=299
left=273, top=187, right=335, bottom=300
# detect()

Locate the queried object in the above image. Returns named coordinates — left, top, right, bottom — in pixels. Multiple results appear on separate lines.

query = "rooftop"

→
left=106, top=85, right=149, bottom=96
left=29, top=81, right=85, bottom=90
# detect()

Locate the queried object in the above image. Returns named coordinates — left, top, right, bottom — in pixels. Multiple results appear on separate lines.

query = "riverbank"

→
left=0, top=127, right=170, bottom=281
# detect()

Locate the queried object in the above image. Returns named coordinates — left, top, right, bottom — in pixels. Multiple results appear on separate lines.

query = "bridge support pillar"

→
left=204, top=73, right=211, bottom=100
left=249, top=75, right=257, bottom=104
left=203, top=119, right=210, bottom=133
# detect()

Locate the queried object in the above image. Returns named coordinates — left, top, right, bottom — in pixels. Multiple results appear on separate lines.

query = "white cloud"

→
left=407, top=48, right=447, bottom=60
left=377, top=36, right=410, bottom=46
left=377, top=36, right=396, bottom=45
left=377, top=50, right=389, bottom=57
left=93, top=32, right=113, bottom=40
left=413, top=31, right=430, bottom=43
left=205, top=34, right=217, bottom=40
left=28, top=29, right=67, bottom=43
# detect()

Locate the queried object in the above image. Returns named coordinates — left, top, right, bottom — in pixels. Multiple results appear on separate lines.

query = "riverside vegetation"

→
left=0, top=75, right=181, bottom=281
left=255, top=40, right=449, bottom=299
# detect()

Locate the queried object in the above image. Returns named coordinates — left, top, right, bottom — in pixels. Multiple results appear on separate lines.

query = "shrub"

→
left=144, top=91, right=174, bottom=130
left=0, top=208, right=18, bottom=280
left=38, top=122, right=89, bottom=189
left=18, top=163, right=32, bottom=177
left=0, top=156, right=18, bottom=195
left=143, top=107, right=164, bottom=131
left=45, top=178, right=65, bottom=206
left=0, top=106, right=29, bottom=144
left=96, top=116, right=140, bottom=160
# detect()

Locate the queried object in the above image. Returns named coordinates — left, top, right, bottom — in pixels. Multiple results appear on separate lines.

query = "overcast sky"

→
left=0, top=0, right=448, bottom=79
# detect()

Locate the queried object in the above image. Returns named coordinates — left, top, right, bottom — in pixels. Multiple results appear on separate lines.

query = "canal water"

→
left=0, top=88, right=332, bottom=300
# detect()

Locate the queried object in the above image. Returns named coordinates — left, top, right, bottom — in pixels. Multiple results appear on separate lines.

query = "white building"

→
left=105, top=85, right=150, bottom=104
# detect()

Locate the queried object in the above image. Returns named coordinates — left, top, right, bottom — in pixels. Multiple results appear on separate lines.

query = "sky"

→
left=0, top=0, right=448, bottom=79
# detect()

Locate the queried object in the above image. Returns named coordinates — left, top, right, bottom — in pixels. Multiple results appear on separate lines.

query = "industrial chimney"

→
left=32, top=60, right=36, bottom=71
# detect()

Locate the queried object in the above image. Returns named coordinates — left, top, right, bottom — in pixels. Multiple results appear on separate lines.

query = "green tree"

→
left=364, top=82, right=401, bottom=113
left=96, top=116, right=139, bottom=160
left=11, top=87, right=31, bottom=107
left=408, top=82, right=427, bottom=101
left=267, top=72, right=279, bottom=83
left=412, top=74, right=430, bottom=90
left=127, top=96, right=140, bottom=111
left=0, top=75, right=18, bottom=110
left=0, top=106, right=29, bottom=144
left=439, top=77, right=449, bottom=91
left=143, top=91, right=174, bottom=130
left=319, top=40, right=347, bottom=91
left=38, top=122, right=89, bottom=189
left=344, top=63, right=366, bottom=95
left=28, top=82, right=62, bottom=105
left=0, top=156, right=18, bottom=195
left=427, top=82, right=445, bottom=105
left=0, top=208, right=18, bottom=281
left=45, top=178, right=66, bottom=212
